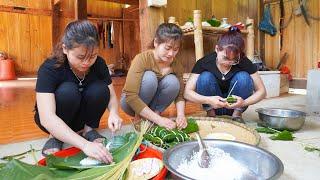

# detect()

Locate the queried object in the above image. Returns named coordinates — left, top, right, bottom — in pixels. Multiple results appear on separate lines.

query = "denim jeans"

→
left=196, top=71, right=254, bottom=116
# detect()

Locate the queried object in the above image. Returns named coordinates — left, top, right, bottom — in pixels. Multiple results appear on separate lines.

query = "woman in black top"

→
left=184, top=26, right=266, bottom=121
left=35, top=20, right=122, bottom=163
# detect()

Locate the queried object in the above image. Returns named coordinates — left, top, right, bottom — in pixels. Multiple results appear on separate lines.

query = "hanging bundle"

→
left=259, top=4, right=277, bottom=36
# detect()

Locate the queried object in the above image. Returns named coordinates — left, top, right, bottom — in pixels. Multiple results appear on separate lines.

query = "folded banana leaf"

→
left=46, top=132, right=138, bottom=170
left=0, top=132, right=139, bottom=179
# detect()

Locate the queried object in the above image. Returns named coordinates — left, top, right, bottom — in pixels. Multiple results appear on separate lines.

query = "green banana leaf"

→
left=0, top=159, right=78, bottom=180
left=46, top=132, right=138, bottom=170
left=0, top=159, right=124, bottom=180
left=181, top=118, right=199, bottom=134
left=0, top=163, right=6, bottom=170
left=0, top=132, right=139, bottom=179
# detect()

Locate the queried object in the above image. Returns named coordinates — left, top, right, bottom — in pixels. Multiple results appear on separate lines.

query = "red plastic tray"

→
left=38, top=144, right=167, bottom=180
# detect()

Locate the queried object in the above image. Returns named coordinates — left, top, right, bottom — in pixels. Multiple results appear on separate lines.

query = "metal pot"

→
left=163, top=140, right=283, bottom=180
left=256, top=108, right=306, bottom=131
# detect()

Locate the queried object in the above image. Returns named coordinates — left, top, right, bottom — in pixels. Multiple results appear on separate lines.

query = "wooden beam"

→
left=259, top=0, right=265, bottom=62
left=52, top=0, right=60, bottom=47
left=0, top=5, right=51, bottom=16
left=74, top=0, right=87, bottom=20
left=100, top=0, right=139, bottom=6
left=139, top=0, right=164, bottom=51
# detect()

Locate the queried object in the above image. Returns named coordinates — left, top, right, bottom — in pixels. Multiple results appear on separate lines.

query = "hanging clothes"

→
left=110, top=21, right=114, bottom=45
left=103, top=21, right=107, bottom=48
left=97, top=21, right=104, bottom=48
left=259, top=4, right=277, bottom=36
left=106, top=22, right=114, bottom=48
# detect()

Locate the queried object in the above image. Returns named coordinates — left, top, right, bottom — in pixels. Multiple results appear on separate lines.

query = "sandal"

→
left=83, top=130, right=106, bottom=142
left=232, top=116, right=246, bottom=124
left=42, top=138, right=63, bottom=157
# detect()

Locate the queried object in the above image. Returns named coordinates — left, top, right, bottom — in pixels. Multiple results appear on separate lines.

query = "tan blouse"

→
left=123, top=50, right=185, bottom=114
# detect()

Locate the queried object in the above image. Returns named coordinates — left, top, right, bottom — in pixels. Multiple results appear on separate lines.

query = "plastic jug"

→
left=306, top=69, right=320, bottom=116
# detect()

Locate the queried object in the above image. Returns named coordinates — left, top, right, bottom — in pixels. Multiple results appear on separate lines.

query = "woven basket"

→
left=189, top=116, right=260, bottom=146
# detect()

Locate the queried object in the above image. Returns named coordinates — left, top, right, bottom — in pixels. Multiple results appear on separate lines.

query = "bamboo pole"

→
left=168, top=16, right=176, bottom=23
left=193, top=10, right=204, bottom=61
left=246, top=18, right=255, bottom=61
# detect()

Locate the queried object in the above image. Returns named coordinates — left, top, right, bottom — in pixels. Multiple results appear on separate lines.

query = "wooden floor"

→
left=0, top=77, right=204, bottom=144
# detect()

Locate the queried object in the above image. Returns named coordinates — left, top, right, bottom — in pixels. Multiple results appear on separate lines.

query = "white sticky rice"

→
left=177, top=147, right=256, bottom=180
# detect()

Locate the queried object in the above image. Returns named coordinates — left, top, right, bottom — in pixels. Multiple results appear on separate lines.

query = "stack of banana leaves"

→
left=144, top=118, right=199, bottom=149
left=0, top=121, right=152, bottom=180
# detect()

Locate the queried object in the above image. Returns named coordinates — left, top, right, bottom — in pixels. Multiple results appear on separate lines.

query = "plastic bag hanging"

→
left=259, top=4, right=277, bottom=36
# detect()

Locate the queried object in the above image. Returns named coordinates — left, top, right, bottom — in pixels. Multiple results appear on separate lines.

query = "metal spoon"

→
left=195, top=132, right=210, bottom=168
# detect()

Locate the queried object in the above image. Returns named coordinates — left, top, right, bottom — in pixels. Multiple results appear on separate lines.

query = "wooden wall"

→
left=264, top=0, right=320, bottom=78
left=164, top=0, right=261, bottom=72
left=0, top=0, right=140, bottom=76
left=0, top=0, right=52, bottom=75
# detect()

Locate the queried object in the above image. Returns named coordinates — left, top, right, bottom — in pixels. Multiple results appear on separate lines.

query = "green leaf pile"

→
left=256, top=127, right=295, bottom=141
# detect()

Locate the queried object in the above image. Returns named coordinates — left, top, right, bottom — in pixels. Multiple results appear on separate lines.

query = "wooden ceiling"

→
left=100, top=0, right=139, bottom=6
left=53, top=0, right=138, bottom=6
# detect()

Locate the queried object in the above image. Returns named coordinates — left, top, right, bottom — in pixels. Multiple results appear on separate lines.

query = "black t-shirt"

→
left=191, top=52, right=257, bottom=93
left=36, top=56, right=112, bottom=93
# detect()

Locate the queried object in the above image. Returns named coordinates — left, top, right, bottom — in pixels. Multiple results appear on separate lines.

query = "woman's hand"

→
left=82, top=141, right=113, bottom=164
left=226, top=95, right=245, bottom=109
left=108, top=112, right=123, bottom=132
left=176, top=115, right=187, bottom=129
left=207, top=96, right=228, bottom=109
left=158, top=117, right=176, bottom=130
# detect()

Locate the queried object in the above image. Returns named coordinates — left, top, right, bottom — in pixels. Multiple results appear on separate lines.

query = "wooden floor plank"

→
left=0, top=77, right=204, bottom=144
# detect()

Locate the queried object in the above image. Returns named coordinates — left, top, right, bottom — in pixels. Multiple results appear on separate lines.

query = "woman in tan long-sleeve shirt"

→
left=120, top=23, right=187, bottom=130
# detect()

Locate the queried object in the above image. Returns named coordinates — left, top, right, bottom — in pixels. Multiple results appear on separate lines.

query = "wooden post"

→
left=52, top=0, right=60, bottom=47
left=246, top=18, right=254, bottom=61
left=139, top=0, right=164, bottom=51
left=74, top=0, right=87, bottom=20
left=193, top=10, right=204, bottom=61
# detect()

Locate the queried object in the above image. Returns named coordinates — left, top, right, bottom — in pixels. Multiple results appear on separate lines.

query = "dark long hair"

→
left=51, top=20, right=99, bottom=67
left=150, top=23, right=183, bottom=48
left=217, top=26, right=245, bottom=56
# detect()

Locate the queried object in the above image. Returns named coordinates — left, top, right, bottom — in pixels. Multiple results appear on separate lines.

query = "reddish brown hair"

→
left=217, top=26, right=245, bottom=56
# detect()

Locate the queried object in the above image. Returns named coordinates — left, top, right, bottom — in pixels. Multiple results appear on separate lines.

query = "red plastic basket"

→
left=38, top=144, right=167, bottom=180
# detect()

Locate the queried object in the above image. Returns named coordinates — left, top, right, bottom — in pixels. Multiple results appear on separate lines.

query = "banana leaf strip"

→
left=255, top=127, right=280, bottom=134
left=270, top=130, right=294, bottom=141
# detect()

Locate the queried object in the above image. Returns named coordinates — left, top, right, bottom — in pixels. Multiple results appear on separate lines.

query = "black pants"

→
left=35, top=81, right=110, bottom=134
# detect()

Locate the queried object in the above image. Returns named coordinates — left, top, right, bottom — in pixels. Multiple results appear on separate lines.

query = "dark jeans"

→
left=35, top=80, right=110, bottom=133
left=196, top=71, right=254, bottom=116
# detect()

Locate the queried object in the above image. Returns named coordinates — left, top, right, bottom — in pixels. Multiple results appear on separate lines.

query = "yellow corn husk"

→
left=94, top=120, right=152, bottom=180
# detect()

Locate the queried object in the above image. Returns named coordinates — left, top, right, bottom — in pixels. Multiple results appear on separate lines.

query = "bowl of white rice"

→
left=163, top=140, right=283, bottom=180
